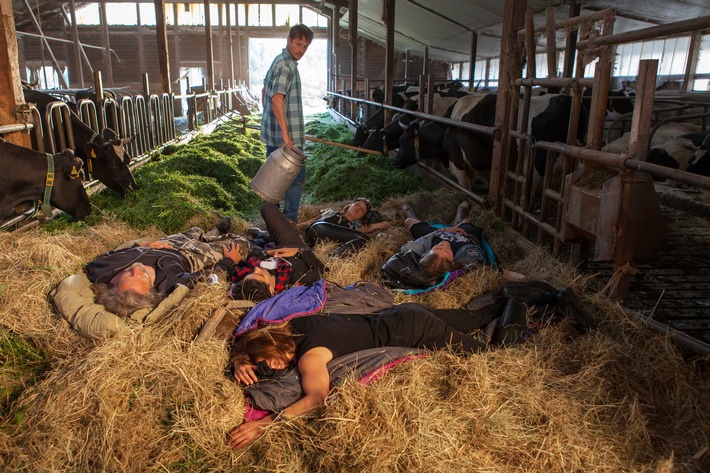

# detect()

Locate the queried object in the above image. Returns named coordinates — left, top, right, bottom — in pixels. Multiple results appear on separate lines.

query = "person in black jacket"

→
left=229, top=202, right=327, bottom=302
left=87, top=223, right=248, bottom=317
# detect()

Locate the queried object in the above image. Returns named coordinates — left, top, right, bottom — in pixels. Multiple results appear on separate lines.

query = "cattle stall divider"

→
left=494, top=9, right=710, bottom=300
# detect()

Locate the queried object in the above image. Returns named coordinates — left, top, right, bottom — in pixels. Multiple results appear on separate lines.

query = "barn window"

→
left=275, top=5, right=300, bottom=27
left=693, top=34, right=710, bottom=92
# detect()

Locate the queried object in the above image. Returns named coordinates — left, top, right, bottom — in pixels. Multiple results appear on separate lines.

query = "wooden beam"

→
left=154, top=0, right=171, bottom=94
left=68, top=0, right=84, bottom=87
left=682, top=31, right=702, bottom=94
left=226, top=3, right=235, bottom=87
left=0, top=0, right=30, bottom=147
left=20, top=0, right=69, bottom=88
left=136, top=3, right=146, bottom=79
left=204, top=0, right=215, bottom=90
left=468, top=31, right=477, bottom=88
left=562, top=0, right=580, bottom=81
left=489, top=0, right=526, bottom=211
left=99, top=0, right=114, bottom=86
left=383, top=0, right=395, bottom=125
left=349, top=0, right=358, bottom=119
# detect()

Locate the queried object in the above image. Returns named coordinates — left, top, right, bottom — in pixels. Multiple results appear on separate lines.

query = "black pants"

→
left=371, top=303, right=509, bottom=354
left=261, top=202, right=306, bottom=248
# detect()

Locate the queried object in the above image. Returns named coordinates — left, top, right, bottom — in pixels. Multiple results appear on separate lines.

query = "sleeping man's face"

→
left=110, top=263, right=156, bottom=294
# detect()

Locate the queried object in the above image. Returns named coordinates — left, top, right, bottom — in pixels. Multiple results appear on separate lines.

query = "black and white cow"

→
left=441, top=94, right=498, bottom=189
left=647, top=131, right=710, bottom=179
left=23, top=89, right=138, bottom=194
left=0, top=142, right=91, bottom=221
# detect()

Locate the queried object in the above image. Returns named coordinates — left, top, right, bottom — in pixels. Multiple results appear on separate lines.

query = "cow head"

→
left=51, top=150, right=92, bottom=220
left=394, top=122, right=420, bottom=168
left=83, top=128, right=138, bottom=193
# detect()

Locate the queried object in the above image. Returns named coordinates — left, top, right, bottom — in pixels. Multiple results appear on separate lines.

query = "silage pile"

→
left=1, top=117, right=709, bottom=472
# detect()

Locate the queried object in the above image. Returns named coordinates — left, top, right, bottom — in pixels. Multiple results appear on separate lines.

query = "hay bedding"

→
left=1, top=198, right=710, bottom=471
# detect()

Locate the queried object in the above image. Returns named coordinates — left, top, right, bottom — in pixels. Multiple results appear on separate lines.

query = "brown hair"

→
left=420, top=253, right=458, bottom=277
left=93, top=284, right=163, bottom=318
left=230, top=323, right=296, bottom=367
left=231, top=279, right=272, bottom=302
left=289, top=24, right=314, bottom=43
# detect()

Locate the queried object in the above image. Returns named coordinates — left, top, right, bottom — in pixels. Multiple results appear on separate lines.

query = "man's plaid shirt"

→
left=230, top=257, right=292, bottom=294
left=261, top=49, right=304, bottom=148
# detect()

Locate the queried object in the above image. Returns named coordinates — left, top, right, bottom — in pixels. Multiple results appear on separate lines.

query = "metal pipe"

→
left=517, top=8, right=615, bottom=36
left=620, top=307, right=710, bottom=356
left=577, top=15, right=710, bottom=49
left=516, top=77, right=594, bottom=89
left=414, top=162, right=487, bottom=207
left=326, top=91, right=499, bottom=137
left=0, top=123, right=35, bottom=134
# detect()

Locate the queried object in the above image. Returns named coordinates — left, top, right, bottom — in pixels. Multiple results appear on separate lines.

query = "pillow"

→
left=51, top=273, right=189, bottom=340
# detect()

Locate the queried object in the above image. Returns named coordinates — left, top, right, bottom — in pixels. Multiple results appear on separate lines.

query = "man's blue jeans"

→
left=266, top=145, right=306, bottom=222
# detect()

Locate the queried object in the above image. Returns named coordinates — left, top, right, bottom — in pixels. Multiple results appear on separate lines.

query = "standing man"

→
left=261, top=24, right=314, bottom=226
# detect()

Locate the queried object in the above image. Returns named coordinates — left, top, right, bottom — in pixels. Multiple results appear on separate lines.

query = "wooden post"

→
left=349, top=0, right=358, bottom=119
left=331, top=4, right=341, bottom=94
left=383, top=0, right=395, bottom=125
left=234, top=4, right=242, bottom=85
left=154, top=0, right=171, bottom=94
left=422, top=45, right=429, bottom=76
left=98, top=0, right=113, bottom=86
left=68, top=0, right=84, bottom=87
left=20, top=0, right=69, bottom=88
left=610, top=59, right=664, bottom=298
left=562, top=1, right=580, bottom=81
left=204, top=0, right=215, bottom=91
left=469, top=31, right=477, bottom=89
left=0, top=0, right=30, bottom=147
left=404, top=49, right=409, bottom=80
left=545, top=7, right=557, bottom=78
left=586, top=14, right=615, bottom=151
left=137, top=4, right=146, bottom=80
left=489, top=0, right=526, bottom=210
left=226, top=3, right=235, bottom=89
left=682, top=31, right=702, bottom=94
left=217, top=3, right=224, bottom=85
left=172, top=3, right=182, bottom=114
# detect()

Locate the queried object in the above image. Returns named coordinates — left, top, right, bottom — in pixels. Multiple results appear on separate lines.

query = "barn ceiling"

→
left=10, top=1, right=710, bottom=63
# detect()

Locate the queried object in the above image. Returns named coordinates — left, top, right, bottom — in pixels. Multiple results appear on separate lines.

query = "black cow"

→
left=359, top=99, right=419, bottom=155
left=530, top=94, right=589, bottom=179
left=23, top=89, right=138, bottom=194
left=393, top=120, right=449, bottom=169
left=0, top=142, right=91, bottom=221
left=354, top=107, right=384, bottom=148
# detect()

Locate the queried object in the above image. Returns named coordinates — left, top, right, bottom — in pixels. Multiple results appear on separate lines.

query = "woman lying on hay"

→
left=298, top=197, right=390, bottom=256
left=381, top=201, right=524, bottom=291
left=225, top=280, right=594, bottom=450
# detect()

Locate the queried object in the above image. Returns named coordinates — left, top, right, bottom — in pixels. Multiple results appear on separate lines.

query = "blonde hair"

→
left=420, top=253, right=457, bottom=277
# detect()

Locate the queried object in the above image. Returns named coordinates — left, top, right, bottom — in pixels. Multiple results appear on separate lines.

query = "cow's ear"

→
left=121, top=136, right=136, bottom=145
left=83, top=142, right=101, bottom=160
left=60, top=151, right=84, bottom=179
left=101, top=128, right=117, bottom=142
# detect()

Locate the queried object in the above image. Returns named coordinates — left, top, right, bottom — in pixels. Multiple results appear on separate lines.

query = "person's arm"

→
left=297, top=213, right=323, bottom=230
left=358, top=220, right=390, bottom=234
left=138, top=241, right=175, bottom=250
left=271, top=93, right=293, bottom=148
left=226, top=347, right=333, bottom=449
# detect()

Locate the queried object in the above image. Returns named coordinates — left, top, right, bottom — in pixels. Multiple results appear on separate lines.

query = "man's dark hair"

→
left=232, top=279, right=272, bottom=302
left=94, top=284, right=163, bottom=318
left=420, top=253, right=457, bottom=278
left=289, top=24, right=314, bottom=43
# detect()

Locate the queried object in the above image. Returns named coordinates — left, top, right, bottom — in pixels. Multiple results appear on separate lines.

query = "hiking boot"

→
left=501, top=281, right=558, bottom=306
left=452, top=201, right=471, bottom=227
left=216, top=216, right=232, bottom=235
left=555, top=287, right=595, bottom=332
left=401, top=204, right=418, bottom=220
left=492, top=298, right=527, bottom=347
left=245, top=227, right=262, bottom=239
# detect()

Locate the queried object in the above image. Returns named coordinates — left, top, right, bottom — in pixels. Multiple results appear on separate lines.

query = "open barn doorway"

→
left=248, top=38, right=328, bottom=116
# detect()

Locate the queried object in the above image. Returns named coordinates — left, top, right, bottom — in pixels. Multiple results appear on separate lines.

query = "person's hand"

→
left=139, top=241, right=174, bottom=250
left=502, top=269, right=525, bottom=281
left=282, top=132, right=294, bottom=149
left=267, top=247, right=300, bottom=258
left=222, top=242, right=242, bottom=263
left=226, top=417, right=273, bottom=449
left=233, top=361, right=258, bottom=385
